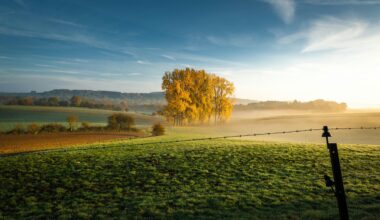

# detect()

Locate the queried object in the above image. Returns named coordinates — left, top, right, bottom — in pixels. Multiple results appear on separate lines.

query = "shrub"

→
left=7, top=124, right=25, bottom=135
left=152, top=123, right=165, bottom=136
left=81, top=122, right=91, bottom=129
left=27, top=123, right=40, bottom=134
left=107, top=114, right=135, bottom=131
left=67, top=115, right=78, bottom=131
left=77, top=122, right=105, bottom=132
left=40, top=123, right=67, bottom=133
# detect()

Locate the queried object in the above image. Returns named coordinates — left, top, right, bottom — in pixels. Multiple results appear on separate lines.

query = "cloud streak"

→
left=278, top=16, right=380, bottom=53
left=206, top=34, right=256, bottom=47
left=263, top=0, right=295, bottom=24
left=161, top=54, right=176, bottom=61
left=302, top=0, right=380, bottom=5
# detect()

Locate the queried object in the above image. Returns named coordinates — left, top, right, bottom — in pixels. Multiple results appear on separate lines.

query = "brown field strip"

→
left=0, top=132, right=145, bottom=154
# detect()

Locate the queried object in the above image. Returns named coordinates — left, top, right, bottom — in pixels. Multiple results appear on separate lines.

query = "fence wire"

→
left=1, top=126, right=380, bottom=158
left=109, top=126, right=380, bottom=147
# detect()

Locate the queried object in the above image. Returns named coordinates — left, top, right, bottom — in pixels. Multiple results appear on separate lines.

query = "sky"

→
left=1, top=0, right=380, bottom=107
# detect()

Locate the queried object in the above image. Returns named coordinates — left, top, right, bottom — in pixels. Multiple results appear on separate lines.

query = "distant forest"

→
left=0, top=89, right=165, bottom=104
left=0, top=89, right=166, bottom=113
left=234, top=100, right=347, bottom=112
left=0, top=90, right=347, bottom=113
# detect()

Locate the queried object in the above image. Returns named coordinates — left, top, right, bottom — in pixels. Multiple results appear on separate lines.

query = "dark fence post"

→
left=323, top=126, right=349, bottom=220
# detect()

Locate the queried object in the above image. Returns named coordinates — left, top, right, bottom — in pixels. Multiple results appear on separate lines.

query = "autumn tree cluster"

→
left=162, top=68, right=234, bottom=125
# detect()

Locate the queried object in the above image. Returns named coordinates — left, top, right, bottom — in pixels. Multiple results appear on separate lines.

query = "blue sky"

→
left=1, top=0, right=380, bottom=107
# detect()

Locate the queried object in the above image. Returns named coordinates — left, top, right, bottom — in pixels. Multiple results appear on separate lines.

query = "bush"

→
left=107, top=114, right=135, bottom=131
left=77, top=122, right=106, bottom=132
left=27, top=123, right=40, bottom=134
left=40, top=123, right=67, bottom=133
left=152, top=123, right=165, bottom=136
left=67, top=115, right=78, bottom=131
left=81, top=122, right=91, bottom=129
left=7, top=124, right=25, bottom=135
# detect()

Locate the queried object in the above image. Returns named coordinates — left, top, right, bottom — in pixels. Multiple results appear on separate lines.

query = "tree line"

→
left=161, top=68, right=235, bottom=125
left=5, top=96, right=129, bottom=111
left=4, top=113, right=165, bottom=136
left=234, top=99, right=347, bottom=112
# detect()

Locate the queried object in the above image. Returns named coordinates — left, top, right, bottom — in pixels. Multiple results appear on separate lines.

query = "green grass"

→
left=0, top=105, right=161, bottom=131
left=0, top=135, right=379, bottom=219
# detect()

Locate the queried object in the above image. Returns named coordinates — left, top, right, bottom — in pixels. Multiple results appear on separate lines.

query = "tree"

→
left=48, top=97, right=60, bottom=106
left=162, top=68, right=234, bottom=125
left=120, top=101, right=129, bottom=112
left=81, top=122, right=91, bottom=129
left=27, top=123, right=40, bottom=134
left=162, top=69, right=192, bottom=126
left=211, top=75, right=235, bottom=124
left=67, top=115, right=78, bottom=131
left=70, top=96, right=81, bottom=107
left=152, top=123, right=165, bottom=136
left=107, top=114, right=135, bottom=131
left=19, top=97, right=34, bottom=105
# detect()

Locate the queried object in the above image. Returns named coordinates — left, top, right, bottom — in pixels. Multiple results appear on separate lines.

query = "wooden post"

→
left=328, top=143, right=349, bottom=220
left=323, top=126, right=349, bottom=220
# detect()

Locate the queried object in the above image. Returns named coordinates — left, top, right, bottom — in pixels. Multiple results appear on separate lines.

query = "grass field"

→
left=0, top=105, right=161, bottom=132
left=0, top=136, right=379, bottom=219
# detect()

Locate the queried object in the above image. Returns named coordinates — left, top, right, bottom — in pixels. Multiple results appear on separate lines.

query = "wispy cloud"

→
left=302, top=0, right=380, bottom=5
left=48, top=18, right=84, bottom=28
left=263, top=0, right=295, bottom=24
left=278, top=16, right=378, bottom=53
left=34, top=64, right=55, bottom=68
left=0, top=25, right=109, bottom=50
left=12, top=0, right=26, bottom=7
left=0, top=12, right=136, bottom=58
left=47, top=69, right=81, bottom=75
left=302, top=18, right=369, bottom=53
left=206, top=34, right=256, bottom=47
left=128, top=72, right=141, bottom=76
left=137, top=60, right=151, bottom=65
left=161, top=54, right=176, bottom=61
left=98, top=72, right=123, bottom=77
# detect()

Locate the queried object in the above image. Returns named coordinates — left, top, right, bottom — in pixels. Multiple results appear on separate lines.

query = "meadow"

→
left=0, top=136, right=379, bottom=219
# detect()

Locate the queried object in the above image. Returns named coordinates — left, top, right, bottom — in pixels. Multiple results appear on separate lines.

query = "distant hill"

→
left=0, top=89, right=166, bottom=105
left=233, top=98, right=258, bottom=105
left=234, top=100, right=347, bottom=112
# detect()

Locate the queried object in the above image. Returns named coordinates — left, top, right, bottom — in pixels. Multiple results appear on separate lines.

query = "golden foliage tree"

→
left=211, top=75, right=235, bottom=124
left=162, top=68, right=234, bottom=125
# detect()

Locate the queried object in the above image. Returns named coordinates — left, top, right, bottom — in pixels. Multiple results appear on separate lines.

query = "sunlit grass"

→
left=0, top=136, right=379, bottom=219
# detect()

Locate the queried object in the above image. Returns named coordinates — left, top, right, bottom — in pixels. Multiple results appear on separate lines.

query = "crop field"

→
left=0, top=131, right=145, bottom=154
left=0, top=105, right=161, bottom=132
left=0, top=137, right=379, bottom=219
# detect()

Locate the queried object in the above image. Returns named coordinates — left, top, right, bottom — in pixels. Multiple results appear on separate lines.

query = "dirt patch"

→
left=0, top=132, right=145, bottom=154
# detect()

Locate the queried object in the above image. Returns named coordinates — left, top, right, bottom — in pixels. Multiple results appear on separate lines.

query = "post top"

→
left=322, top=125, right=331, bottom=137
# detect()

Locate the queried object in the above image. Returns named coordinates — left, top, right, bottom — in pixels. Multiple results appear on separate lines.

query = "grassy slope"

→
left=0, top=135, right=379, bottom=219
